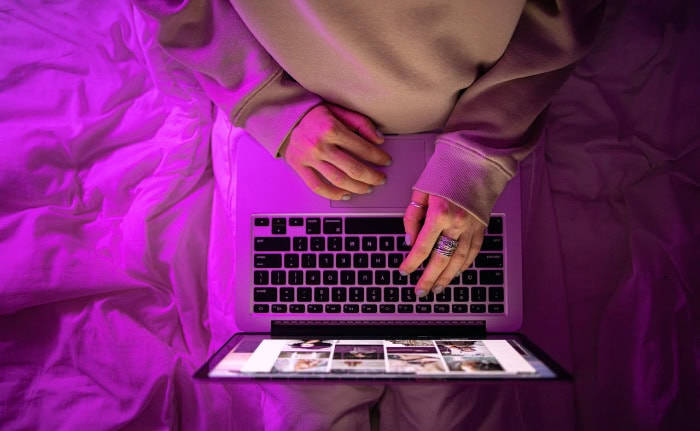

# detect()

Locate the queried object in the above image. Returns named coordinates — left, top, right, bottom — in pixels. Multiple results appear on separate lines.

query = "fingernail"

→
left=399, top=270, right=408, bottom=277
left=385, top=159, right=392, bottom=167
left=433, top=285, right=445, bottom=295
left=416, top=289, right=428, bottom=298
left=404, top=234, right=412, bottom=246
left=379, top=177, right=387, bottom=185
left=375, top=129, right=384, bottom=139
left=341, top=194, right=351, bottom=201
left=366, top=186, right=374, bottom=194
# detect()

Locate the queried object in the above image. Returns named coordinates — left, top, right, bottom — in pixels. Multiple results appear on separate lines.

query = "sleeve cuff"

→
left=413, top=135, right=517, bottom=226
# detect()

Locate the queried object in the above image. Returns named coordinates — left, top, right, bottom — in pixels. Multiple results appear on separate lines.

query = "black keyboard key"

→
left=271, top=271, right=286, bottom=285
left=310, top=237, right=325, bottom=251
left=349, top=288, right=364, bottom=302
left=370, top=253, right=386, bottom=268
left=301, top=254, right=316, bottom=268
left=323, top=218, right=343, bottom=234
left=345, top=217, right=404, bottom=234
left=416, top=304, right=431, bottom=313
left=289, top=271, right=304, bottom=285
left=314, top=287, right=329, bottom=302
left=434, top=304, right=450, bottom=313
left=336, top=254, right=351, bottom=268
left=375, top=271, right=391, bottom=285
left=362, top=237, right=378, bottom=251
left=332, top=287, right=347, bottom=302
left=343, top=304, right=360, bottom=313
left=290, top=304, right=305, bottom=313
left=254, top=288, right=277, bottom=302
left=481, top=236, right=503, bottom=251
left=323, top=270, right=338, bottom=285
left=397, top=238, right=412, bottom=251
left=253, top=304, right=269, bottom=313
left=271, top=224, right=286, bottom=235
left=454, top=287, right=469, bottom=302
left=472, top=287, right=487, bottom=302
left=410, top=270, right=423, bottom=285
left=470, top=304, right=486, bottom=313
left=388, top=253, right=403, bottom=268
left=297, top=288, right=312, bottom=302
left=325, top=304, right=341, bottom=313
left=254, top=217, right=269, bottom=227
left=353, top=254, right=369, bottom=268
left=340, top=270, right=356, bottom=285
left=487, top=216, right=503, bottom=234
left=367, top=288, right=382, bottom=302
left=289, top=218, right=304, bottom=226
left=481, top=270, right=504, bottom=285
left=319, top=254, right=334, bottom=268
left=435, top=288, right=451, bottom=302
left=306, top=271, right=321, bottom=285
left=345, top=237, right=360, bottom=251
left=358, top=271, right=373, bottom=285
left=401, top=288, right=416, bottom=302
left=488, top=304, right=505, bottom=313
left=452, top=304, right=468, bottom=313
left=254, top=254, right=282, bottom=268
left=271, top=304, right=287, bottom=313
left=379, top=236, right=395, bottom=251
left=253, top=270, right=269, bottom=285
left=475, top=253, right=503, bottom=268
left=418, top=291, right=434, bottom=302
left=306, top=218, right=321, bottom=234
left=280, top=288, right=294, bottom=302
left=361, top=304, right=378, bottom=313
left=293, top=237, right=308, bottom=251
left=449, top=274, right=462, bottom=285
left=328, top=237, right=343, bottom=251
left=384, top=287, right=399, bottom=302
left=398, top=304, right=414, bottom=313
left=254, top=237, right=291, bottom=251
left=393, top=270, right=408, bottom=285
left=380, top=304, right=396, bottom=313
left=489, top=287, right=505, bottom=302
left=462, top=270, right=477, bottom=284
left=284, top=254, right=299, bottom=268
left=308, top=304, right=323, bottom=313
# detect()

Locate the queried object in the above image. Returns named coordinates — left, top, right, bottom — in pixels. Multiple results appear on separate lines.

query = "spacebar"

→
left=345, top=217, right=404, bottom=234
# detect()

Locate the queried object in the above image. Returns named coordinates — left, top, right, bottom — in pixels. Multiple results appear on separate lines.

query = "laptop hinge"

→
left=271, top=320, right=487, bottom=338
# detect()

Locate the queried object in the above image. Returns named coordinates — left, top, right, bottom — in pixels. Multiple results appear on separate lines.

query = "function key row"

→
left=253, top=303, right=505, bottom=314
left=254, top=216, right=504, bottom=235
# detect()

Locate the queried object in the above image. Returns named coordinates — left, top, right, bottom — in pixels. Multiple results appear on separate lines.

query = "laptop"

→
left=196, top=133, right=568, bottom=382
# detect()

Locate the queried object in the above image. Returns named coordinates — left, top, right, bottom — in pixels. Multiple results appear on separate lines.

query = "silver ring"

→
left=410, top=201, right=427, bottom=209
left=434, top=234, right=459, bottom=257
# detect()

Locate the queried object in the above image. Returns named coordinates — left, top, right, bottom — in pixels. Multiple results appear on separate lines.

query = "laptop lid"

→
left=233, top=133, right=522, bottom=333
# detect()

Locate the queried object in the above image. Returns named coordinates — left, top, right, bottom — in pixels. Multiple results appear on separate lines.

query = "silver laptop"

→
left=232, top=133, right=523, bottom=333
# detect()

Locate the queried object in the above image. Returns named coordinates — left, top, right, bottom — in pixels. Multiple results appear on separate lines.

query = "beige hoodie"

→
left=135, top=0, right=604, bottom=225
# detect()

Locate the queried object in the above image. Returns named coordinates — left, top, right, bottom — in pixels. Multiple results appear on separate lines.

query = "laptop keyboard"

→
left=251, top=215, right=506, bottom=315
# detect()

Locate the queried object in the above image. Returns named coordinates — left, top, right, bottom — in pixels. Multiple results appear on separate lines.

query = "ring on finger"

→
left=433, top=234, right=459, bottom=257
left=409, top=200, right=427, bottom=209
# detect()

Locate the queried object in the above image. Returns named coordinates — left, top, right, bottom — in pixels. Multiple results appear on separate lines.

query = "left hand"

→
left=399, top=190, right=485, bottom=297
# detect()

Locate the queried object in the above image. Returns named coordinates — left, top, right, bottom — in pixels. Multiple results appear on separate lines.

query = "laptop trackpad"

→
left=331, top=137, right=431, bottom=209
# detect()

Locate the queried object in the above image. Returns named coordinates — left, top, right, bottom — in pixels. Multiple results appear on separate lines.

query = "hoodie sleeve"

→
left=414, top=0, right=605, bottom=225
left=133, top=0, right=322, bottom=156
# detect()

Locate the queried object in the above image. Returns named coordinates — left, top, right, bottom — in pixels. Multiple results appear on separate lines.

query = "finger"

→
left=399, top=197, right=448, bottom=275
left=402, top=190, right=428, bottom=249
left=322, top=146, right=387, bottom=187
left=295, top=166, right=351, bottom=201
left=326, top=104, right=384, bottom=145
left=432, top=230, right=472, bottom=292
left=313, top=160, right=375, bottom=195
left=329, top=125, right=392, bottom=167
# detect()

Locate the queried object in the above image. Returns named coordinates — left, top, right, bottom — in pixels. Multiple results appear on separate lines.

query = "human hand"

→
left=399, top=191, right=485, bottom=297
left=280, top=103, right=391, bottom=200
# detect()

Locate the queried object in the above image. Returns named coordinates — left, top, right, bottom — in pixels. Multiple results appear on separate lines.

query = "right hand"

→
left=280, top=103, right=391, bottom=200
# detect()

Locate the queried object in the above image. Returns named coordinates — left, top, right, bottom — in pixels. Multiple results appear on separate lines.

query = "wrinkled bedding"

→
left=0, top=0, right=697, bottom=430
